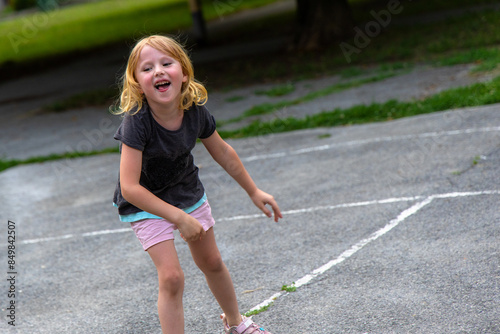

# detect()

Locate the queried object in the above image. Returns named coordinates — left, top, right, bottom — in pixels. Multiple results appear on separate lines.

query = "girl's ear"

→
left=182, top=73, right=188, bottom=83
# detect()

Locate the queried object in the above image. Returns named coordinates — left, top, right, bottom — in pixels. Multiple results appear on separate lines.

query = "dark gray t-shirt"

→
left=113, top=102, right=216, bottom=216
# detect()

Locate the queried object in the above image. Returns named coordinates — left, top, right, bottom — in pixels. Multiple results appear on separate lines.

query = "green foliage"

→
left=225, top=95, right=246, bottom=103
left=222, top=69, right=404, bottom=125
left=219, top=76, right=500, bottom=139
left=243, top=303, right=273, bottom=317
left=255, top=82, right=295, bottom=97
left=0, top=0, right=279, bottom=66
left=281, top=282, right=296, bottom=292
left=0, top=146, right=119, bottom=173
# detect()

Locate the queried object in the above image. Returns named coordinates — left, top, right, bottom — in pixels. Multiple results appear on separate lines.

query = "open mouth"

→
left=154, top=80, right=171, bottom=92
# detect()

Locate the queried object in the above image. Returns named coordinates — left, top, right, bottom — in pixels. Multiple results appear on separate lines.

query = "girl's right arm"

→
left=119, top=143, right=206, bottom=242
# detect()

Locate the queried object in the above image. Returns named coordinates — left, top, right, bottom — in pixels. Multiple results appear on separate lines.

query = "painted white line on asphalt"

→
left=246, top=189, right=500, bottom=314
left=241, top=126, right=500, bottom=163
left=18, top=191, right=499, bottom=247
left=219, top=196, right=423, bottom=222
left=81, top=228, right=131, bottom=237
left=19, top=195, right=422, bottom=245
left=21, top=234, right=75, bottom=245
left=20, top=228, right=131, bottom=245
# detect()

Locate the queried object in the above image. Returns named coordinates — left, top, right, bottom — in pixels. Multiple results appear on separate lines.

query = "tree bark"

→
left=188, top=0, right=208, bottom=45
left=294, top=0, right=355, bottom=50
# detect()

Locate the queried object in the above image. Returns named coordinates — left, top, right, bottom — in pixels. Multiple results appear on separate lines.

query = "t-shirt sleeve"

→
left=114, top=112, right=149, bottom=151
left=197, top=105, right=217, bottom=139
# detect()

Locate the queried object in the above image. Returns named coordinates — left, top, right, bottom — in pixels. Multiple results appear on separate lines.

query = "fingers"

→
left=252, top=189, right=283, bottom=222
left=272, top=205, right=283, bottom=222
left=259, top=202, right=272, bottom=218
left=267, top=198, right=283, bottom=222
left=179, top=223, right=206, bottom=243
left=259, top=196, right=282, bottom=222
left=199, top=227, right=207, bottom=241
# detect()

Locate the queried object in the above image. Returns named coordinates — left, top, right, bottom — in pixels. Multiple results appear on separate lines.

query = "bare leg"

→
left=188, top=228, right=242, bottom=327
left=148, top=240, right=185, bottom=334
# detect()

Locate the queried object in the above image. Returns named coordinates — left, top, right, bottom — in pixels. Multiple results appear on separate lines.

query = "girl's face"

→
left=135, top=45, right=188, bottom=111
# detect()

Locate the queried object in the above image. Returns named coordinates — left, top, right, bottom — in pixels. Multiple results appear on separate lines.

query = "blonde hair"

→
left=114, top=35, right=207, bottom=115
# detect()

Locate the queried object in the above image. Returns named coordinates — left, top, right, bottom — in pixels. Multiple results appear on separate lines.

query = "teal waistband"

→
left=114, top=193, right=207, bottom=223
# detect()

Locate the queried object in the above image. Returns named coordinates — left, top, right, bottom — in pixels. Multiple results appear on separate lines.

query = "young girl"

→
left=112, top=35, right=282, bottom=334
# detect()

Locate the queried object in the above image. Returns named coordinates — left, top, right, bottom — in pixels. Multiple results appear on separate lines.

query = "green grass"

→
left=219, top=66, right=407, bottom=126
left=197, top=6, right=500, bottom=88
left=281, top=282, right=297, bottom=292
left=218, top=75, right=500, bottom=138
left=243, top=303, right=273, bottom=317
left=0, top=0, right=280, bottom=65
left=41, top=61, right=408, bottom=114
left=0, top=146, right=118, bottom=173
left=225, top=95, right=246, bottom=103
left=2, top=0, right=500, bottom=173
left=255, top=82, right=296, bottom=97
left=436, top=47, right=500, bottom=72
left=3, top=74, right=498, bottom=173
left=41, top=87, right=119, bottom=112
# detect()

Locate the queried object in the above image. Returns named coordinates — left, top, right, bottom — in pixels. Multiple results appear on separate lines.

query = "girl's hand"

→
left=250, top=189, right=283, bottom=222
left=177, top=213, right=206, bottom=242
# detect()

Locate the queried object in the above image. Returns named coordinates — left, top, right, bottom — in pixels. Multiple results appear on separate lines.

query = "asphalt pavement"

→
left=0, top=101, right=499, bottom=333
left=0, top=1, right=499, bottom=332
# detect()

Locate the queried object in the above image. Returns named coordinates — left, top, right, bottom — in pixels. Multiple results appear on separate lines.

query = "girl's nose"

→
left=154, top=67, right=165, bottom=76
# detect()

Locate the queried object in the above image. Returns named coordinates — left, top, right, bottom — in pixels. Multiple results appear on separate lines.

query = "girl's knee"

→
left=197, top=253, right=224, bottom=274
left=158, top=268, right=184, bottom=294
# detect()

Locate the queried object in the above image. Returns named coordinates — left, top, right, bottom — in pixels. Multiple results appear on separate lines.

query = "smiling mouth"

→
left=154, top=80, right=171, bottom=91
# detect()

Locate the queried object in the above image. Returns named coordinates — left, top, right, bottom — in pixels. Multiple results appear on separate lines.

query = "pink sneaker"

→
left=221, top=314, right=273, bottom=334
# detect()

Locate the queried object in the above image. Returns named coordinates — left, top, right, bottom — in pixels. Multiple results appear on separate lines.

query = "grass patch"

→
left=243, top=303, right=273, bottom=317
left=225, top=95, right=246, bottom=103
left=41, top=87, right=119, bottom=112
left=39, top=62, right=410, bottom=113
left=0, top=0, right=280, bottom=66
left=219, top=76, right=500, bottom=138
left=219, top=67, right=407, bottom=126
left=2, top=1, right=500, bottom=173
left=198, top=6, right=500, bottom=89
left=436, top=47, right=500, bottom=72
left=0, top=146, right=119, bottom=173
left=255, top=82, right=295, bottom=97
left=2, top=75, right=499, bottom=173
left=281, top=282, right=297, bottom=292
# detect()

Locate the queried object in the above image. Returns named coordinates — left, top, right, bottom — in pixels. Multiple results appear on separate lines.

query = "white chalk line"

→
left=241, top=126, right=500, bottom=163
left=218, top=195, right=423, bottom=222
left=18, top=190, right=498, bottom=247
left=13, top=125, right=500, bottom=246
left=18, top=195, right=423, bottom=245
left=15, top=190, right=500, bottom=315
left=246, top=189, right=500, bottom=313
left=20, top=228, right=132, bottom=245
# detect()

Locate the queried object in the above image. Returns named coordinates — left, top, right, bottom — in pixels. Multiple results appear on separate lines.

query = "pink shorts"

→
left=130, top=201, right=215, bottom=251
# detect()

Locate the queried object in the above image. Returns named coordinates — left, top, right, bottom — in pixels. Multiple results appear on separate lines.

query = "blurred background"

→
left=0, top=0, right=499, bottom=165
left=1, top=3, right=499, bottom=332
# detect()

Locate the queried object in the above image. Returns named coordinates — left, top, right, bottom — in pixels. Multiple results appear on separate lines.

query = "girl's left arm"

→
left=201, top=131, right=282, bottom=222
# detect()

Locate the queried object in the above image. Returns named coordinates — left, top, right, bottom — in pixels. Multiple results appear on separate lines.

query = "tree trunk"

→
left=188, top=0, right=208, bottom=45
left=294, top=0, right=355, bottom=50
